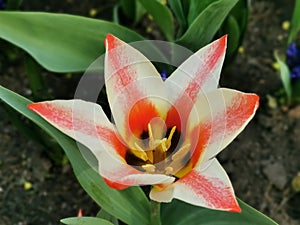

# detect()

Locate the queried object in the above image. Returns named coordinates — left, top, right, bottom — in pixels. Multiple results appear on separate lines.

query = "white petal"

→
left=186, top=88, right=259, bottom=166
left=104, top=34, right=168, bottom=145
left=150, top=158, right=241, bottom=212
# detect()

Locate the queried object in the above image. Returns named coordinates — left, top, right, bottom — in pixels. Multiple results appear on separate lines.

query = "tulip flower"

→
left=28, top=34, right=259, bottom=212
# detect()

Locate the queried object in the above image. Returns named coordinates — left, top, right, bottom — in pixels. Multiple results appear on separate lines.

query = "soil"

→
left=0, top=0, right=300, bottom=225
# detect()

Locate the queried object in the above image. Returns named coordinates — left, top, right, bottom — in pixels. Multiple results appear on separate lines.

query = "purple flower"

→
left=286, top=42, right=300, bottom=81
left=286, top=42, right=300, bottom=68
left=291, top=65, right=300, bottom=80
left=160, top=69, right=167, bottom=81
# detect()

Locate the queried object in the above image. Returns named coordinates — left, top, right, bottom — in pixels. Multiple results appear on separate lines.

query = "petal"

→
left=150, top=158, right=241, bottom=212
left=164, top=36, right=227, bottom=130
left=105, top=34, right=167, bottom=142
left=28, top=99, right=127, bottom=158
left=28, top=100, right=174, bottom=188
left=187, top=88, right=259, bottom=166
left=99, top=150, right=175, bottom=188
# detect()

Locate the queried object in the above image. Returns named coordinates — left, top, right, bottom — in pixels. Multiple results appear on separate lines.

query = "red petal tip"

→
left=229, top=204, right=242, bottom=213
left=219, top=34, right=227, bottom=48
left=77, top=209, right=83, bottom=217
left=105, top=33, right=120, bottom=51
left=27, top=102, right=39, bottom=111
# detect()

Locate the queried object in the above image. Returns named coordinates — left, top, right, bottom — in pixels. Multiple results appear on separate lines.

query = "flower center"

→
left=125, top=123, right=191, bottom=176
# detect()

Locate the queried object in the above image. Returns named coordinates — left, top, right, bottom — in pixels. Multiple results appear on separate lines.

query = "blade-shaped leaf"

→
left=0, top=12, right=143, bottom=73
left=119, top=0, right=146, bottom=25
left=168, top=0, right=187, bottom=37
left=161, top=199, right=278, bottom=225
left=176, top=0, right=238, bottom=51
left=229, top=0, right=249, bottom=36
left=274, top=52, right=292, bottom=103
left=61, top=217, right=113, bottom=225
left=187, top=0, right=213, bottom=25
left=288, top=0, right=300, bottom=44
left=0, top=85, right=150, bottom=225
left=137, top=0, right=175, bottom=41
left=222, top=15, right=240, bottom=58
left=97, top=209, right=119, bottom=225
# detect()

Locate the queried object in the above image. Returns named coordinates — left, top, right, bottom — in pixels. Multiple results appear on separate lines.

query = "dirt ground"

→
left=0, top=0, right=300, bottom=225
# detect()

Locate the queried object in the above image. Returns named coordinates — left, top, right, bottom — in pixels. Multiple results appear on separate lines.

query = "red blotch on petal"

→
left=167, top=36, right=227, bottom=131
left=225, top=94, right=259, bottom=132
left=96, top=126, right=128, bottom=158
left=180, top=170, right=241, bottom=212
left=28, top=102, right=74, bottom=129
left=165, top=106, right=181, bottom=131
left=103, top=177, right=129, bottom=190
left=189, top=123, right=212, bottom=167
left=28, top=102, right=128, bottom=159
left=128, top=99, right=160, bottom=136
left=184, top=35, right=227, bottom=102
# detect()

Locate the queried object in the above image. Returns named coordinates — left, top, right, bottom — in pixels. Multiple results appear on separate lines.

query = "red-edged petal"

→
left=28, top=100, right=127, bottom=157
left=150, top=158, right=241, bottom=212
left=186, top=88, right=259, bottom=166
left=105, top=34, right=167, bottom=143
left=98, top=149, right=175, bottom=187
left=28, top=100, right=174, bottom=188
left=164, top=36, right=227, bottom=131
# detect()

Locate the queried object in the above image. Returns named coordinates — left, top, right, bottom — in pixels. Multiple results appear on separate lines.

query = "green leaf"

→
left=119, top=0, right=136, bottom=21
left=168, top=0, right=187, bottom=38
left=97, top=209, right=119, bottom=225
left=134, top=1, right=147, bottom=24
left=0, top=85, right=150, bottom=225
left=222, top=15, right=240, bottom=58
left=229, top=0, right=249, bottom=36
left=161, top=199, right=278, bottom=225
left=288, top=0, right=300, bottom=44
left=176, top=0, right=238, bottom=51
left=187, top=0, right=213, bottom=25
left=119, top=0, right=146, bottom=25
left=137, top=0, right=175, bottom=41
left=274, top=52, right=292, bottom=103
left=24, top=55, right=52, bottom=101
left=113, top=4, right=121, bottom=24
left=0, top=12, right=143, bottom=73
left=61, top=217, right=114, bottom=225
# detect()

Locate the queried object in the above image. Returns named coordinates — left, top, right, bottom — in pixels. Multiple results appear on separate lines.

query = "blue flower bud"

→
left=290, top=65, right=300, bottom=80
left=160, top=69, right=167, bottom=81
left=286, top=42, right=300, bottom=68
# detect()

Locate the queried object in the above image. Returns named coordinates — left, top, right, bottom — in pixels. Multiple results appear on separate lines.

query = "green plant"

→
left=275, top=0, right=300, bottom=105
left=117, top=0, right=248, bottom=62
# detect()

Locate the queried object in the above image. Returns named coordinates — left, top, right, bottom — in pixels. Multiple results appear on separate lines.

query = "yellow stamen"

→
left=175, top=161, right=193, bottom=178
left=132, top=142, right=149, bottom=161
left=142, top=164, right=156, bottom=173
left=146, top=151, right=154, bottom=163
left=159, top=138, right=168, bottom=152
left=128, top=123, right=181, bottom=174
left=171, top=143, right=191, bottom=161
left=165, top=166, right=173, bottom=175
left=148, top=123, right=155, bottom=149
left=166, top=126, right=176, bottom=149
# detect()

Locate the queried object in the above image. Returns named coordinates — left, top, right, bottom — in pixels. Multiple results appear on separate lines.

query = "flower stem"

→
left=150, top=200, right=162, bottom=225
